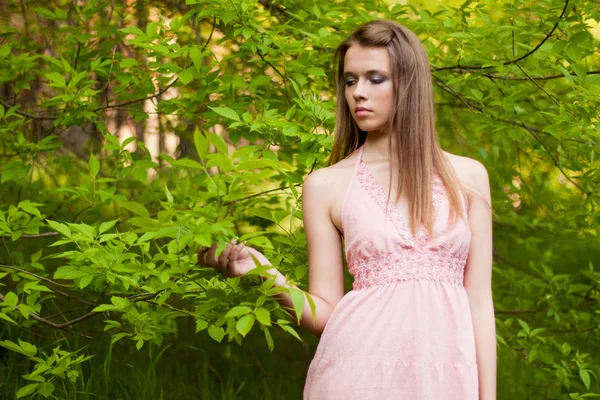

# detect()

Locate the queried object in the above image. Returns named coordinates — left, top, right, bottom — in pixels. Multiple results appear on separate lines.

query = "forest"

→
left=0, top=0, right=599, bottom=398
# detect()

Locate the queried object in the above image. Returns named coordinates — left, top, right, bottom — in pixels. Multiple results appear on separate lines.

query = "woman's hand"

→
left=197, top=239, right=272, bottom=278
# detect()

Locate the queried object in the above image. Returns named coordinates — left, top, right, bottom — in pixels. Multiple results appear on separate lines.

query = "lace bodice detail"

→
left=341, top=145, right=471, bottom=290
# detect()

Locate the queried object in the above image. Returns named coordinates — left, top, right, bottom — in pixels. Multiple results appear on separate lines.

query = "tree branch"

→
left=0, top=292, right=99, bottom=329
left=0, top=264, right=69, bottom=287
left=514, top=62, right=559, bottom=106
left=434, top=0, right=570, bottom=71
left=222, top=183, right=302, bottom=205
left=433, top=77, right=588, bottom=195
left=495, top=300, right=596, bottom=314
left=0, top=264, right=96, bottom=305
left=443, top=68, right=600, bottom=81
left=256, top=49, right=292, bottom=104
left=0, top=232, right=59, bottom=238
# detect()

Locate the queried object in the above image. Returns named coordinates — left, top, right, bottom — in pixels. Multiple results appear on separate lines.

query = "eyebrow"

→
left=343, top=69, right=389, bottom=77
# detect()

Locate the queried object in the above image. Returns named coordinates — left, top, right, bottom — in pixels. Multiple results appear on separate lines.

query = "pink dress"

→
left=303, top=145, right=479, bottom=399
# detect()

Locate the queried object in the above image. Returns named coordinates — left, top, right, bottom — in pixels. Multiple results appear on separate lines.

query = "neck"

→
left=362, top=131, right=397, bottom=162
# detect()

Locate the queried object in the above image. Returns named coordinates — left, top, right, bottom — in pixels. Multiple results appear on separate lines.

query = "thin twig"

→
left=0, top=264, right=70, bottom=288
left=0, top=264, right=96, bottom=305
left=44, top=306, right=95, bottom=320
left=433, top=78, right=588, bottom=195
left=434, top=0, right=570, bottom=71
left=222, top=184, right=302, bottom=205
left=515, top=63, right=560, bottom=106
left=443, top=68, right=600, bottom=81
left=0, top=293, right=99, bottom=329
left=256, top=49, right=292, bottom=104
left=495, top=300, right=596, bottom=314
left=0, top=232, right=59, bottom=238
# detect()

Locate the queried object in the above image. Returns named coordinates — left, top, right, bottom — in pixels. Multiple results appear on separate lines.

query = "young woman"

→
left=198, top=19, right=496, bottom=400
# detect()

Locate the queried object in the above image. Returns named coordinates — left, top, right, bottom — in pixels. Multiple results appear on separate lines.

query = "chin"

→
left=356, top=123, right=384, bottom=133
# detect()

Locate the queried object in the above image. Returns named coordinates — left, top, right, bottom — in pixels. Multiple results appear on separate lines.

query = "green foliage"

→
left=0, top=0, right=599, bottom=398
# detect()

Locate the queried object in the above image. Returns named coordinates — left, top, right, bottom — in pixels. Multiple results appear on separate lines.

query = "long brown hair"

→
left=328, top=19, right=466, bottom=236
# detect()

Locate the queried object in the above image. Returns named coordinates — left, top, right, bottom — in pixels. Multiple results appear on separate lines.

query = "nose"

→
left=352, top=79, right=368, bottom=101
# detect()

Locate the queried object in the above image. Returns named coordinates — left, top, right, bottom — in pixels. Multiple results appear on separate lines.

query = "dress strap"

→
left=355, top=145, right=364, bottom=171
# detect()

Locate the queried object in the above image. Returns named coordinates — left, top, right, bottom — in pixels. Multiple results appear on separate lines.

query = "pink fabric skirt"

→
left=303, top=280, right=479, bottom=399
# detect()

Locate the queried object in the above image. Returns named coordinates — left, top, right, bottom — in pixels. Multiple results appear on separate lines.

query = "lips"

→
left=355, top=106, right=372, bottom=113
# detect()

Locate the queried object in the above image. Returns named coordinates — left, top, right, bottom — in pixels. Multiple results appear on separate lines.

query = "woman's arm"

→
left=463, top=160, right=497, bottom=400
left=266, top=169, right=346, bottom=336
left=209, top=169, right=346, bottom=337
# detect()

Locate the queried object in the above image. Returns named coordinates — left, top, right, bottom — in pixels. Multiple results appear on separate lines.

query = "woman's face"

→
left=343, top=44, right=394, bottom=134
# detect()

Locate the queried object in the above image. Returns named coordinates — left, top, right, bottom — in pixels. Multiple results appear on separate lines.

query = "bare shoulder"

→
left=303, top=153, right=358, bottom=233
left=303, top=165, right=340, bottom=192
left=442, top=151, right=490, bottom=202
left=303, top=157, right=355, bottom=200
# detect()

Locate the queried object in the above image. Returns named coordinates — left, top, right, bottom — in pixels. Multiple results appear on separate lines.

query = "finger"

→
left=218, top=243, right=234, bottom=270
left=197, top=247, right=207, bottom=266
left=205, top=242, right=220, bottom=270
left=230, top=241, right=246, bottom=260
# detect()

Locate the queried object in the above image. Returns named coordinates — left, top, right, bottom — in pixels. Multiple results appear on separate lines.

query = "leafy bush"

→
left=0, top=0, right=599, bottom=398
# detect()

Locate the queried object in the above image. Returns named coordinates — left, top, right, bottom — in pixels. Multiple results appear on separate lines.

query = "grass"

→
left=0, top=321, right=316, bottom=400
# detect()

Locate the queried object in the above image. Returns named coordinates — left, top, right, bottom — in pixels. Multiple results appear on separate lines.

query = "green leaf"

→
left=89, top=153, right=100, bottom=177
left=580, top=369, right=591, bottom=390
left=47, top=220, right=71, bottom=238
left=54, top=266, right=89, bottom=280
left=205, top=131, right=229, bottom=155
left=2, top=291, right=18, bottom=308
left=0, top=312, right=16, bottom=324
left=285, top=105, right=297, bottom=120
left=121, top=136, right=136, bottom=148
left=98, top=220, right=118, bottom=234
left=179, top=68, right=193, bottom=85
left=280, top=324, right=302, bottom=341
left=120, top=26, right=145, bottom=36
left=189, top=47, right=204, bottom=70
left=18, top=340, right=37, bottom=356
left=72, top=223, right=95, bottom=240
left=517, top=319, right=530, bottom=333
left=194, top=128, right=209, bottom=159
left=111, top=332, right=131, bottom=345
left=255, top=307, right=271, bottom=326
left=289, top=288, right=305, bottom=324
left=93, top=304, right=119, bottom=312
left=208, top=106, right=240, bottom=122
left=54, top=8, right=67, bottom=20
left=120, top=202, right=150, bottom=218
left=195, top=319, right=209, bottom=332
left=31, top=249, right=42, bottom=262
left=172, top=159, right=202, bottom=169
left=18, top=200, right=43, bottom=218
left=0, top=340, right=24, bottom=354
left=208, top=325, right=225, bottom=343
left=0, top=44, right=11, bottom=60
left=111, top=296, right=130, bottom=309
left=37, top=382, right=54, bottom=398
left=263, top=327, right=274, bottom=351
left=562, top=342, right=571, bottom=356
left=45, top=72, right=66, bottom=87
left=164, top=184, right=174, bottom=203
left=79, top=275, right=93, bottom=289
left=170, top=17, right=183, bottom=31
left=236, top=315, right=255, bottom=337
left=17, top=383, right=39, bottom=399
left=225, top=306, right=252, bottom=319
left=530, top=328, right=545, bottom=337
